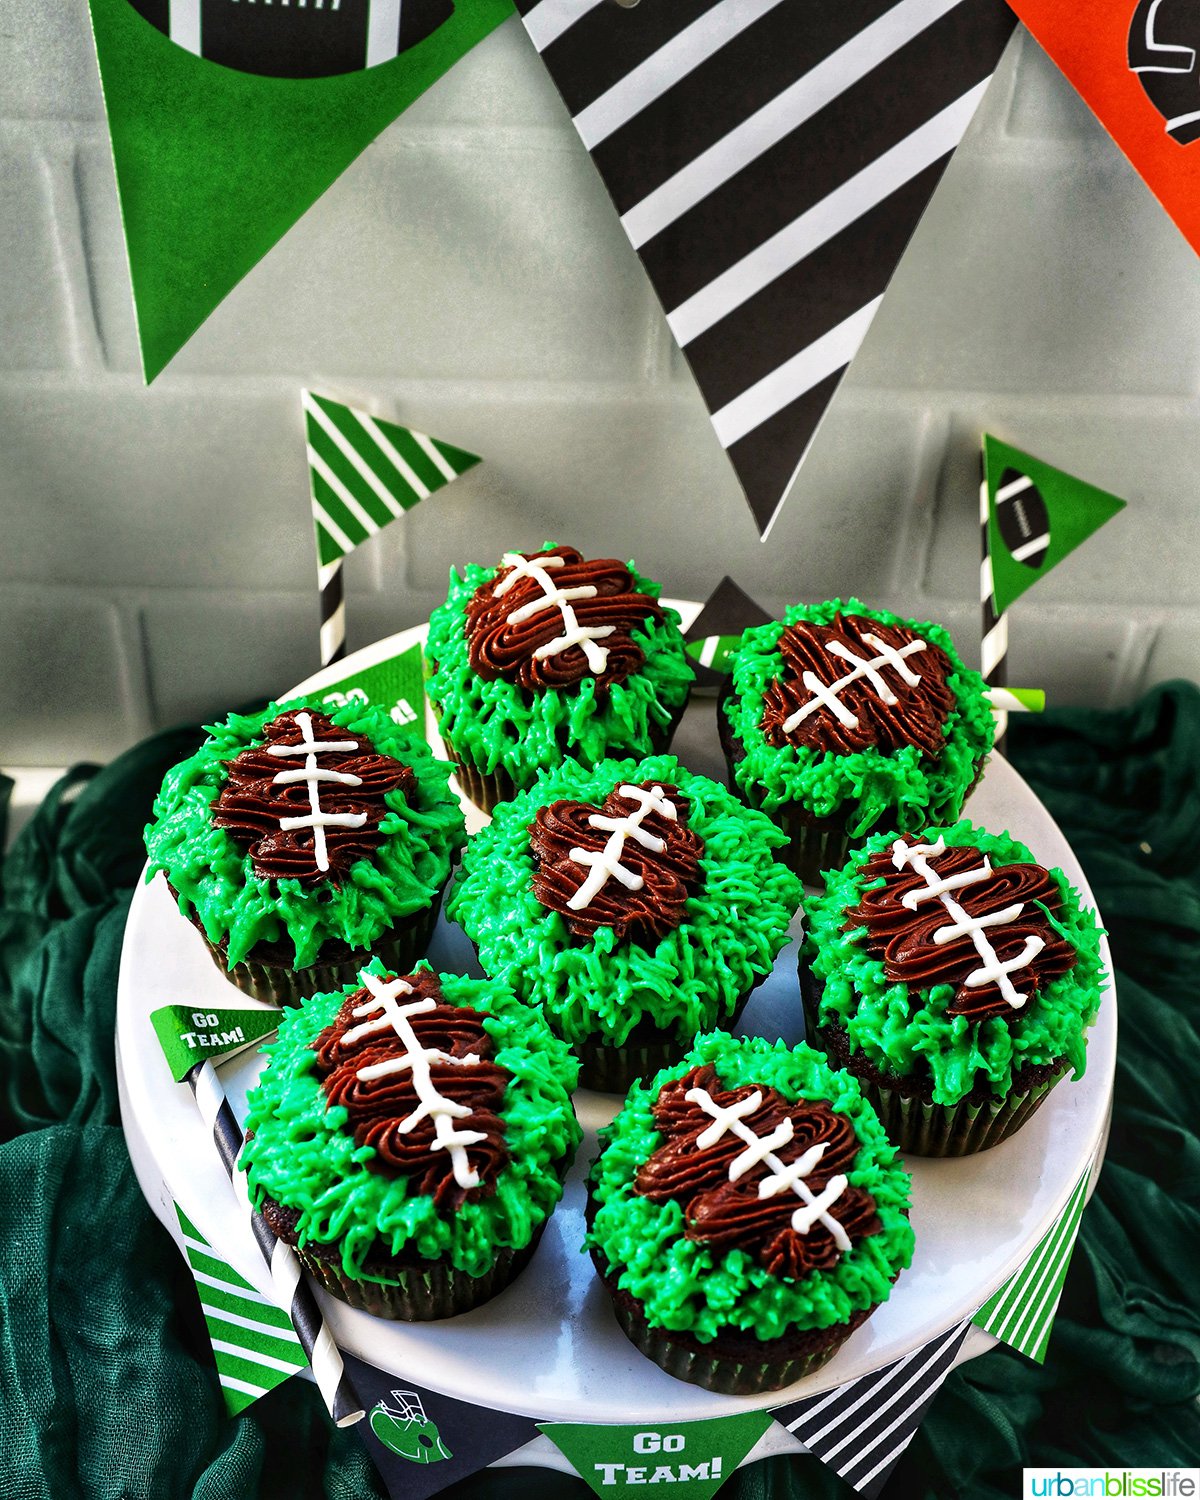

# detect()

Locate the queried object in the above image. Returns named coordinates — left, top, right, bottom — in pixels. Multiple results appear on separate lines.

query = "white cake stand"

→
left=116, top=608, right=1115, bottom=1472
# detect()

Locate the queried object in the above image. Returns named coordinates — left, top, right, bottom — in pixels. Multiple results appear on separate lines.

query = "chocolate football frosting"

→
left=465, top=546, right=664, bottom=694
left=529, top=781, right=703, bottom=945
left=313, top=970, right=510, bottom=1209
left=761, top=614, right=955, bottom=758
left=844, top=835, right=1078, bottom=1023
left=635, top=1064, right=881, bottom=1279
left=212, top=708, right=415, bottom=888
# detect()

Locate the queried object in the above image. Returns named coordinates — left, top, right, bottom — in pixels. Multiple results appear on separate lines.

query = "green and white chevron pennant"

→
left=304, top=392, right=481, bottom=569
left=972, top=1164, right=1092, bottom=1363
left=174, top=1204, right=307, bottom=1416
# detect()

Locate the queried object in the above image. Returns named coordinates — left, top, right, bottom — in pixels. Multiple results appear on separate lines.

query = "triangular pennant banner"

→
left=87, top=0, right=513, bottom=381
left=342, top=1352, right=541, bottom=1500
left=315, top=643, right=427, bottom=735
left=305, top=393, right=481, bottom=568
left=683, top=574, right=771, bottom=689
left=983, top=434, right=1126, bottom=616
left=770, top=1319, right=971, bottom=1498
left=973, top=1165, right=1092, bottom=1363
left=540, top=1411, right=773, bottom=1500
left=151, top=1004, right=279, bottom=1083
left=1005, top=0, right=1200, bottom=261
left=514, top=0, right=1016, bottom=537
left=174, top=1204, right=306, bottom=1417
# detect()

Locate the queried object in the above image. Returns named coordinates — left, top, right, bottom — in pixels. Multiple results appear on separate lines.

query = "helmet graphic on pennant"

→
left=1128, top=0, right=1200, bottom=144
left=123, top=0, right=454, bottom=78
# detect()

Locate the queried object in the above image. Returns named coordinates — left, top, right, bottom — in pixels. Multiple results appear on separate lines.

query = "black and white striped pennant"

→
left=771, top=1319, right=972, bottom=1497
left=187, top=1058, right=365, bottom=1428
left=125, top=0, right=455, bottom=78
left=515, top=0, right=1017, bottom=537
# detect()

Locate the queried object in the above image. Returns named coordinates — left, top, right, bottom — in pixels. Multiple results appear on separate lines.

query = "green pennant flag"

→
left=972, top=1165, right=1091, bottom=1363
left=305, top=392, right=481, bottom=569
left=151, top=1003, right=279, bottom=1082
left=174, top=1204, right=306, bottom=1416
left=316, top=643, right=427, bottom=736
left=540, top=1413, right=773, bottom=1500
left=87, top=0, right=514, bottom=382
left=984, top=434, right=1126, bottom=617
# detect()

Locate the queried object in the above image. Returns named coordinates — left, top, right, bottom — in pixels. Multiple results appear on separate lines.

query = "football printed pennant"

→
left=1006, top=0, right=1200, bottom=260
left=973, top=1165, right=1092, bottom=1363
left=770, top=1320, right=972, bottom=1497
left=983, top=434, right=1126, bottom=617
left=305, top=391, right=480, bottom=664
left=123, top=0, right=454, bottom=77
left=174, top=1205, right=307, bottom=1416
left=87, top=0, right=511, bottom=380
left=514, top=0, right=1017, bottom=537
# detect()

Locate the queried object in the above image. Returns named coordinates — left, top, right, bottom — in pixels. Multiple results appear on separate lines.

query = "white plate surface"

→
left=117, top=608, right=1115, bottom=1422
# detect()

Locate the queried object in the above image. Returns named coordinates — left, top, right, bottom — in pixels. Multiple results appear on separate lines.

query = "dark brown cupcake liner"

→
left=433, top=699, right=689, bottom=817
left=594, top=1253, right=875, bottom=1394
left=293, top=1231, right=545, bottom=1320
left=184, top=887, right=444, bottom=1007
left=799, top=961, right=1068, bottom=1157
left=573, top=1010, right=736, bottom=1096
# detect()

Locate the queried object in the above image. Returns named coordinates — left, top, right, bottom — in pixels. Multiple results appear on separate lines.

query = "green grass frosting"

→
left=447, top=754, right=803, bottom=1047
left=425, top=555, right=694, bottom=782
left=804, top=820, right=1106, bottom=1107
left=239, top=963, right=582, bottom=1282
left=587, top=1032, right=914, bottom=1342
left=144, top=698, right=467, bottom=968
left=724, top=598, right=994, bottom=837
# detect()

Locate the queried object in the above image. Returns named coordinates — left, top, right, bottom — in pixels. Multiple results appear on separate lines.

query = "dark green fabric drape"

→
left=1, top=686, right=1197, bottom=1498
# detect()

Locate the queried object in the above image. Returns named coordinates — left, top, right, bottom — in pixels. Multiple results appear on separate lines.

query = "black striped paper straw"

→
left=980, top=462, right=1009, bottom=757
left=318, top=558, right=347, bottom=669
left=186, top=1058, right=364, bottom=1427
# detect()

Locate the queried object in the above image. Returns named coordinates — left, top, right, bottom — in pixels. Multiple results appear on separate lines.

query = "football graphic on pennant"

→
left=124, top=0, right=454, bottom=78
left=1128, top=0, right=1200, bottom=144
left=994, top=467, right=1051, bottom=570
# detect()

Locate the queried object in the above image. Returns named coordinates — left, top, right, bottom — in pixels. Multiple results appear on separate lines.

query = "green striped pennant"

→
left=304, top=391, right=481, bottom=568
left=972, top=1163, right=1092, bottom=1363
left=174, top=1205, right=306, bottom=1416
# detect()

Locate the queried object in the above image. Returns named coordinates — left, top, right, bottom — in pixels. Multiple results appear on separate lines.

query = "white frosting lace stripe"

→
left=782, top=632, right=928, bottom=735
left=890, top=837, right=1045, bottom=1009
left=493, top=551, right=613, bottom=675
left=684, top=1085, right=851, bottom=1250
left=567, top=783, right=678, bottom=911
left=264, top=711, right=368, bottom=874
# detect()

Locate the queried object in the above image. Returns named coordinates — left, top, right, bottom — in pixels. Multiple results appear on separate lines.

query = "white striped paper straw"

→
left=985, top=686, right=1045, bottom=715
left=187, top=1058, right=364, bottom=1427
left=980, top=468, right=1009, bottom=754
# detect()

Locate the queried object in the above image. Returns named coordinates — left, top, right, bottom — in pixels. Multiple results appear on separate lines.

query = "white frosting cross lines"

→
left=567, top=783, right=677, bottom=911
left=685, top=1086, right=851, bottom=1249
left=265, top=710, right=367, bottom=875
left=782, top=632, right=928, bottom=735
left=493, top=551, right=615, bottom=675
left=891, top=836, right=1045, bottom=1010
left=343, top=970, right=489, bottom=1192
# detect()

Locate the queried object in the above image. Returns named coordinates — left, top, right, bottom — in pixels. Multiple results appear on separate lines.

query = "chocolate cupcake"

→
left=240, top=963, right=581, bottom=1318
left=447, top=754, right=803, bottom=1093
left=801, top=822, right=1106, bottom=1156
left=587, top=1032, right=914, bottom=1393
left=720, top=599, right=993, bottom=882
left=144, top=700, right=466, bottom=1003
left=425, top=545, right=694, bottom=812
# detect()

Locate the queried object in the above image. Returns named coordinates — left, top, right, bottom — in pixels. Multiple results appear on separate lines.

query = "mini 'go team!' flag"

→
left=1006, top=0, right=1200, bottom=261
left=304, top=392, right=481, bottom=666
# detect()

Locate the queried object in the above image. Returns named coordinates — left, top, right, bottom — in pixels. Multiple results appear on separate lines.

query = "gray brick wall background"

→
left=2, top=7, right=1196, bottom=765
